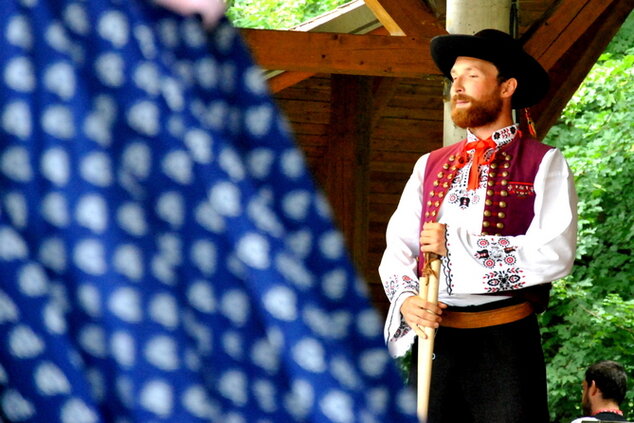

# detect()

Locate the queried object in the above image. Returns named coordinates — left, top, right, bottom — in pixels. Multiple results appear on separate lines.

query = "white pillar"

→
left=443, top=0, right=513, bottom=146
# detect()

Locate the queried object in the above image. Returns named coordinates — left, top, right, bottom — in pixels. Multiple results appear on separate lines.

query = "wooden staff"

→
left=416, top=252, right=441, bottom=422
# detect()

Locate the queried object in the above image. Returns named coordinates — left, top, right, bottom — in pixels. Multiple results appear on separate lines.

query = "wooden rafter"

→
left=241, top=29, right=440, bottom=77
left=522, top=0, right=634, bottom=136
left=524, top=0, right=623, bottom=69
left=363, top=0, right=446, bottom=37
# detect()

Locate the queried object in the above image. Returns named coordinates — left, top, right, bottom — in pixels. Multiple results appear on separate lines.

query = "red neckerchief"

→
left=455, top=137, right=498, bottom=191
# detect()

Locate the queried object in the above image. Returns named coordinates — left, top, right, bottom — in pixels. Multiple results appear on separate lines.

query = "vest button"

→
left=490, top=163, right=498, bottom=169
left=499, top=201, right=507, bottom=208
left=489, top=172, right=496, bottom=178
left=485, top=199, right=493, bottom=206
left=498, top=212, right=506, bottom=218
left=500, top=190, right=508, bottom=197
left=434, top=180, right=439, bottom=186
left=487, top=190, right=494, bottom=196
left=483, top=221, right=491, bottom=228
left=427, top=201, right=432, bottom=206
left=437, top=172, right=444, bottom=178
left=438, top=192, right=445, bottom=198
left=443, top=163, right=450, bottom=170
left=496, top=222, right=505, bottom=229
left=449, top=155, right=456, bottom=161
left=484, top=211, right=492, bottom=217
left=502, top=171, right=509, bottom=177
left=501, top=180, right=508, bottom=186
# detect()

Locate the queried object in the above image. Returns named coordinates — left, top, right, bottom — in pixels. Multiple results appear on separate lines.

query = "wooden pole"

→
left=416, top=253, right=441, bottom=422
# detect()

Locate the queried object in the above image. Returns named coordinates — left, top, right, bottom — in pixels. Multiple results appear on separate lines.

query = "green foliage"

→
left=226, top=0, right=352, bottom=29
left=541, top=11, right=634, bottom=423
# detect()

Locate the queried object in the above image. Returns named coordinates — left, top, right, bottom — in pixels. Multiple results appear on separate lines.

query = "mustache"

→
left=451, top=94, right=474, bottom=103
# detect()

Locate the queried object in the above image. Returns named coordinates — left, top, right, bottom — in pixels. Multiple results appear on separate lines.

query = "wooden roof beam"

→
left=363, top=0, right=447, bottom=37
left=522, top=0, right=634, bottom=136
left=524, top=0, right=624, bottom=69
left=241, top=29, right=440, bottom=77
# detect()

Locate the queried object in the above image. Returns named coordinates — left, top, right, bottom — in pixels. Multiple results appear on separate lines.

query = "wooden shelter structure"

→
left=240, top=0, right=633, bottom=315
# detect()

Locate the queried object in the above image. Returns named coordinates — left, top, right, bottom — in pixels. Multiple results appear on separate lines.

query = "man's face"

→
left=449, top=56, right=504, bottom=129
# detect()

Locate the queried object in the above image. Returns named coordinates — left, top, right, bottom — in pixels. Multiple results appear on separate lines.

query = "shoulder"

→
left=570, top=417, right=599, bottom=423
left=520, top=136, right=556, bottom=154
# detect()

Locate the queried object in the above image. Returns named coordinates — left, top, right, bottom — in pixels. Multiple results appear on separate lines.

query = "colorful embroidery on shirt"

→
left=508, top=182, right=536, bottom=197
left=392, top=320, right=412, bottom=341
left=447, top=169, right=483, bottom=209
left=383, top=275, right=417, bottom=302
left=492, top=125, right=517, bottom=141
left=442, top=245, right=454, bottom=295
left=483, top=268, right=525, bottom=292
left=474, top=237, right=517, bottom=268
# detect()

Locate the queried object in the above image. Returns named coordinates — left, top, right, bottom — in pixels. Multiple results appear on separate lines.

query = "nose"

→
left=451, top=76, right=464, bottom=94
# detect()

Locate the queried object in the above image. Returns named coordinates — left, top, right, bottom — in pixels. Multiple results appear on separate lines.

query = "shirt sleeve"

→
left=378, top=154, right=428, bottom=357
left=444, top=148, right=577, bottom=295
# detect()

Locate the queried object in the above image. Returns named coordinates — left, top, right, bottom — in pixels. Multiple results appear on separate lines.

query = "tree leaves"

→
left=226, top=0, right=351, bottom=29
left=541, top=12, right=634, bottom=423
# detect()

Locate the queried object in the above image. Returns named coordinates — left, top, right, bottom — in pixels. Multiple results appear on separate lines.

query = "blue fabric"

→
left=0, top=1, right=417, bottom=422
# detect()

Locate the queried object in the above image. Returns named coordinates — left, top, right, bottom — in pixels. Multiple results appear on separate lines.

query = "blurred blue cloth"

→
left=0, top=1, right=416, bottom=422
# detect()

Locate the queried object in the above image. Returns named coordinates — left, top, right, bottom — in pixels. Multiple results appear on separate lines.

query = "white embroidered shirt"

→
left=379, top=125, right=578, bottom=357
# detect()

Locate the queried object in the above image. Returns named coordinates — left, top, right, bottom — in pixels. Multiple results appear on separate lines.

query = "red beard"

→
left=451, top=91, right=503, bottom=129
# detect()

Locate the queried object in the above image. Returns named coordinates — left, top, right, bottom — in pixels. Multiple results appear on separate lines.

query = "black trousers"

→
left=411, top=314, right=549, bottom=423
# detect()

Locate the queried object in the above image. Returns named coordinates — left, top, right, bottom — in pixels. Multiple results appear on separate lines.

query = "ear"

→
left=588, top=380, right=600, bottom=397
left=500, top=78, right=518, bottom=99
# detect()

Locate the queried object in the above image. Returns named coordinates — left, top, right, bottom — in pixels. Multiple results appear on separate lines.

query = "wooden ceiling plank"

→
left=241, top=29, right=439, bottom=77
left=363, top=0, right=447, bottom=37
left=370, top=77, right=401, bottom=129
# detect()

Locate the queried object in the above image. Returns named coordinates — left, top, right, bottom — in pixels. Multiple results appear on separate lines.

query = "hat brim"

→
left=430, top=34, right=549, bottom=109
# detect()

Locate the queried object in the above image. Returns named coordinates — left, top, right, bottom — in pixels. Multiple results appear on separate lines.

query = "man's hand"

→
left=400, top=296, right=446, bottom=336
left=420, top=222, right=447, bottom=256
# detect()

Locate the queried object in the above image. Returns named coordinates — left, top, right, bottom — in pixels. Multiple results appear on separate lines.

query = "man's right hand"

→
left=400, top=296, right=446, bottom=335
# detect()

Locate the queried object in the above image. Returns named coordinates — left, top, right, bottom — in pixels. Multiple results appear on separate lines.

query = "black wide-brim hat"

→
left=430, top=29, right=549, bottom=109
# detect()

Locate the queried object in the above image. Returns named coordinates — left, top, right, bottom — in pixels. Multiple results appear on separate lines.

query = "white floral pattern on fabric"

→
left=0, top=1, right=416, bottom=422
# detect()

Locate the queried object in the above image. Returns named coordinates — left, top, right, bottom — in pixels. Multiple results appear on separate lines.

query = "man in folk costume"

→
left=379, top=29, right=578, bottom=422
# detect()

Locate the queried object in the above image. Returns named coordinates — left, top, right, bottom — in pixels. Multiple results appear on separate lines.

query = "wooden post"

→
left=324, top=74, right=372, bottom=269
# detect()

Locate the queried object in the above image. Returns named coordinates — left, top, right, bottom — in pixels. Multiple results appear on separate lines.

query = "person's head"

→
left=581, top=360, right=628, bottom=415
left=430, top=29, right=549, bottom=131
left=448, top=56, right=517, bottom=129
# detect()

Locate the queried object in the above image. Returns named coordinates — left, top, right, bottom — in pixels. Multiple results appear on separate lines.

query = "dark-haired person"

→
left=379, top=29, right=577, bottom=422
left=572, top=360, right=629, bottom=422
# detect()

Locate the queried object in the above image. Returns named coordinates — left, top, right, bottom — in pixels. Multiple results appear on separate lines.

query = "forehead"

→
left=451, top=56, right=498, bottom=74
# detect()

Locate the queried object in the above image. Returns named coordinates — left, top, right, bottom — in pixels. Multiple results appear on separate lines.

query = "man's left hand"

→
left=420, top=222, right=447, bottom=256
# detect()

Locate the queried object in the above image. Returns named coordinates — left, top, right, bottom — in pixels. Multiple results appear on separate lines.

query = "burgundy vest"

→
left=418, top=134, right=554, bottom=309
